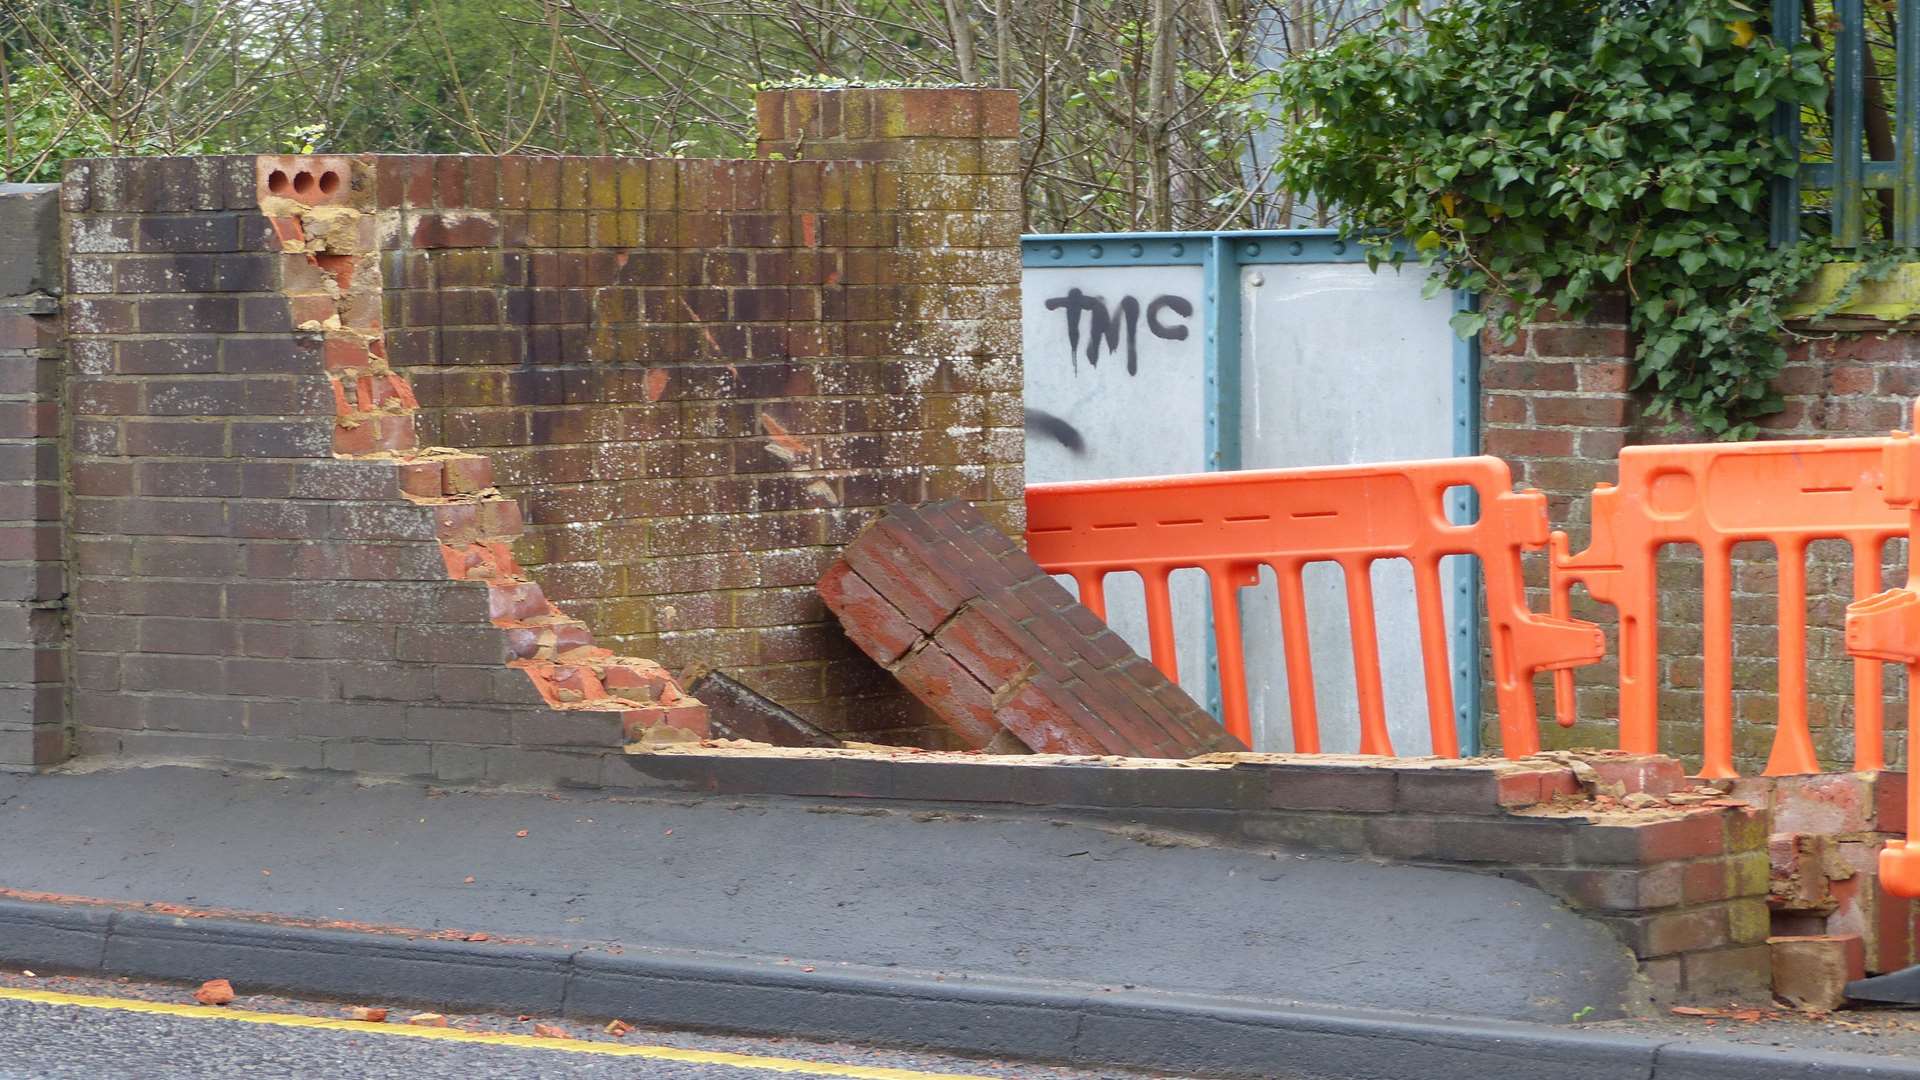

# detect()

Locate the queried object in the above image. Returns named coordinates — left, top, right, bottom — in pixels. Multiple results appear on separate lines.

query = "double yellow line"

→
left=0, top=985, right=990, bottom=1079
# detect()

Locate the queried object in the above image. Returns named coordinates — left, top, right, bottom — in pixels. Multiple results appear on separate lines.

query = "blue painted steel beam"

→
left=1803, top=160, right=1904, bottom=187
left=1021, top=229, right=1378, bottom=268
left=1200, top=234, right=1240, bottom=718
left=1451, top=290, right=1483, bottom=756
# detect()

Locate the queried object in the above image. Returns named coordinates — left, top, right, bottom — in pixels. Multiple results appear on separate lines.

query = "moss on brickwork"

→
left=1783, top=261, right=1920, bottom=323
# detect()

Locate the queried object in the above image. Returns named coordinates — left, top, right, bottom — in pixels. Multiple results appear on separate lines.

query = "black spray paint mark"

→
left=1023, top=407, right=1086, bottom=455
left=1043, top=289, right=1193, bottom=375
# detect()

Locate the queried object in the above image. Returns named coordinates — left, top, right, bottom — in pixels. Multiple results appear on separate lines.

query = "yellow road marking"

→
left=0, top=985, right=989, bottom=1079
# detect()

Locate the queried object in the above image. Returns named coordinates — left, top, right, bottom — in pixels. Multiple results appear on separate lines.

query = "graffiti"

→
left=1042, top=289, right=1194, bottom=375
left=1023, top=407, right=1086, bottom=455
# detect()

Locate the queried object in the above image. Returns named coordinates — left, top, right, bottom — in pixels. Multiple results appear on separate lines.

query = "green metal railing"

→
left=1773, top=0, right=1920, bottom=246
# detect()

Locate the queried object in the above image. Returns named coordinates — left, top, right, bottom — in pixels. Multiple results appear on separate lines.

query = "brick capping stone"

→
left=820, top=499, right=1243, bottom=757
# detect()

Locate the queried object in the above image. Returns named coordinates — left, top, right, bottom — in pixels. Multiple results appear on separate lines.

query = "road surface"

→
left=0, top=973, right=1170, bottom=1080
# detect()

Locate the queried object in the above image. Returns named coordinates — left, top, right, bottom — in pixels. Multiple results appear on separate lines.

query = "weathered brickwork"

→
left=822, top=500, right=1241, bottom=757
left=55, top=86, right=1022, bottom=781
left=1481, top=297, right=1916, bottom=775
left=377, top=88, right=1022, bottom=746
left=60, top=154, right=703, bottom=784
left=0, top=185, right=67, bottom=771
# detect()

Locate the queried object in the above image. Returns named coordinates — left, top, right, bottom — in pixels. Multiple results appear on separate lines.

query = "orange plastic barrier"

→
left=1550, top=433, right=1909, bottom=779
left=1845, top=419, right=1920, bottom=898
left=1025, top=457, right=1604, bottom=753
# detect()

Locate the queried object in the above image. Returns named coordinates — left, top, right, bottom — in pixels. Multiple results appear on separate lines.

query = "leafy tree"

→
left=1272, top=0, right=1839, bottom=437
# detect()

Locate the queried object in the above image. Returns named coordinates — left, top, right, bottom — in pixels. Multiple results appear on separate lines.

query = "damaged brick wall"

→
left=1736, top=771, right=1916, bottom=1006
left=376, top=88, right=1022, bottom=746
left=57, top=85, right=1021, bottom=782
left=0, top=185, right=66, bottom=770
left=1482, top=298, right=1915, bottom=775
left=61, top=154, right=701, bottom=785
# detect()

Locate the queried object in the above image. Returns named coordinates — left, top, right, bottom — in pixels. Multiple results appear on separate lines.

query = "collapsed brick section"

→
left=1728, top=771, right=1916, bottom=1005
left=820, top=500, right=1243, bottom=757
left=59, top=154, right=705, bottom=784
left=0, top=184, right=65, bottom=770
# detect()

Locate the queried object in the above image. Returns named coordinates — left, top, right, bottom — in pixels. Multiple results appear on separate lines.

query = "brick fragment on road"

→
left=406, top=1012, right=448, bottom=1027
left=191, top=980, right=234, bottom=1006
left=344, top=1006, right=388, bottom=1022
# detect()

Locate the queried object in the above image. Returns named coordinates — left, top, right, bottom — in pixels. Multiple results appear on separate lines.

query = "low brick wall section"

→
left=820, top=500, right=1240, bottom=757
left=0, top=184, right=65, bottom=771
left=622, top=745, right=1771, bottom=1005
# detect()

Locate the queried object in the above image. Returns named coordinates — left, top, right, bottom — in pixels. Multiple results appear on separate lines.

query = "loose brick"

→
left=1769, top=934, right=1865, bottom=1010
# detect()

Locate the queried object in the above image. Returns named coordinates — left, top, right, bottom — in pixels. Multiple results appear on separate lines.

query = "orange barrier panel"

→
left=1846, top=420, right=1920, bottom=898
left=1551, top=430, right=1910, bottom=780
left=1025, top=457, right=1604, bottom=753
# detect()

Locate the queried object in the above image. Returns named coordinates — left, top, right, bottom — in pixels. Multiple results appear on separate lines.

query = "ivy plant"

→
left=1272, top=0, right=1835, bottom=439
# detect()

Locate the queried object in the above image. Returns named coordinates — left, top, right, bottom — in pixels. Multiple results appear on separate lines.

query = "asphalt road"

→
left=0, top=974, right=1169, bottom=1080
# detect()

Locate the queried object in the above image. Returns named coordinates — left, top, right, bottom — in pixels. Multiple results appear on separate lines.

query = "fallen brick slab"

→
left=687, top=671, right=841, bottom=748
left=820, top=500, right=1242, bottom=757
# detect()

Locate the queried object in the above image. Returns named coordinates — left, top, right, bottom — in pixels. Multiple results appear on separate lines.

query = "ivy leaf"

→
left=1449, top=309, right=1489, bottom=339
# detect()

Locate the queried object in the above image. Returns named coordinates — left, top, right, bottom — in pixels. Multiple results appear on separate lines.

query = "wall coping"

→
left=1782, top=261, right=1920, bottom=326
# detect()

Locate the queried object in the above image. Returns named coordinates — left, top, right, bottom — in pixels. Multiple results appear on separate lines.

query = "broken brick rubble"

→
left=820, top=500, right=1242, bottom=758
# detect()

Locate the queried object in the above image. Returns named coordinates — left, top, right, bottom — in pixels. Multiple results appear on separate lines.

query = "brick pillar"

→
left=0, top=184, right=66, bottom=770
left=1480, top=298, right=1920, bottom=773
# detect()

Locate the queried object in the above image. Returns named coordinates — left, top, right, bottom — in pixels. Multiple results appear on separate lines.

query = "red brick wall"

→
left=57, top=86, right=1023, bottom=782
left=0, top=184, right=66, bottom=770
left=374, top=89, right=1021, bottom=747
left=1481, top=297, right=1914, bottom=774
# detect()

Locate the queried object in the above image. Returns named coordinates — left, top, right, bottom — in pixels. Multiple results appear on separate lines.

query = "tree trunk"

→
left=944, top=0, right=979, bottom=82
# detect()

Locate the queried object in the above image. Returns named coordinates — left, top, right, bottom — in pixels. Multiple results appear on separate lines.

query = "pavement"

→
left=2, top=763, right=1920, bottom=1078
left=0, top=764, right=1629, bottom=1023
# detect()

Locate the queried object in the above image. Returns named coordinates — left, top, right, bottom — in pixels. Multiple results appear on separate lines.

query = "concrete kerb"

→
left=0, top=896, right=1915, bottom=1080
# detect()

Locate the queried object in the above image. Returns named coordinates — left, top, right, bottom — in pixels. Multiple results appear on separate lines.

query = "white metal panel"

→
left=1238, top=263, right=1461, bottom=754
left=1021, top=265, right=1211, bottom=696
